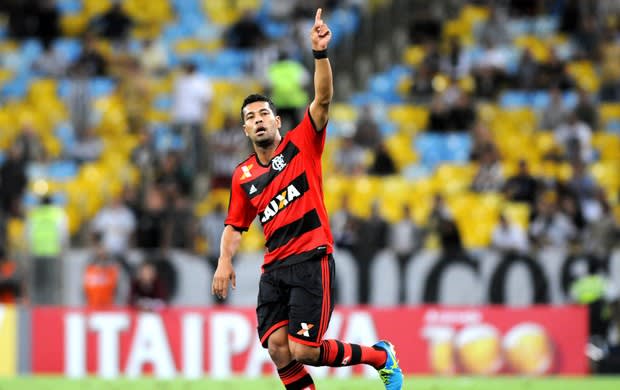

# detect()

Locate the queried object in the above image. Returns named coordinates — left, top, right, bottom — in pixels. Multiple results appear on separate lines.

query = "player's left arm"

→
left=309, top=8, right=333, bottom=132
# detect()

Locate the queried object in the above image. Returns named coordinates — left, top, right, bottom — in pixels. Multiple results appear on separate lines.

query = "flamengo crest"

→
left=271, top=154, right=287, bottom=171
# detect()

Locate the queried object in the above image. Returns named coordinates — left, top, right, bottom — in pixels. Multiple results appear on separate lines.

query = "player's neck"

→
left=254, top=135, right=282, bottom=166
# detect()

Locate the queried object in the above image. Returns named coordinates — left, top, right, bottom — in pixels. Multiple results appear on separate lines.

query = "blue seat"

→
left=53, top=39, right=82, bottom=62
left=500, top=90, right=530, bottom=108
left=55, top=123, right=76, bottom=151
left=154, top=95, right=172, bottom=111
left=607, top=120, right=620, bottom=133
left=56, top=0, right=82, bottom=14
left=264, top=21, right=289, bottom=39
left=415, top=133, right=471, bottom=169
left=0, top=151, right=4, bottom=166
left=48, top=160, right=78, bottom=180
left=90, top=77, right=116, bottom=97
left=1, top=77, right=29, bottom=99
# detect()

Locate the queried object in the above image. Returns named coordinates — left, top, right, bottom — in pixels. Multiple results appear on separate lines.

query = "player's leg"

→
left=286, top=254, right=403, bottom=389
left=257, top=269, right=316, bottom=389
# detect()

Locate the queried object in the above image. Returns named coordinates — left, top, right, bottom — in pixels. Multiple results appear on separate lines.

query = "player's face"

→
left=242, top=101, right=281, bottom=148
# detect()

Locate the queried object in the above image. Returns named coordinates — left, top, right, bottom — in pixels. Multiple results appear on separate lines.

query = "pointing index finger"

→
left=315, top=8, right=322, bottom=25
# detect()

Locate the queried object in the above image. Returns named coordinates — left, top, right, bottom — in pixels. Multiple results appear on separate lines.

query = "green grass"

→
left=0, top=376, right=619, bottom=390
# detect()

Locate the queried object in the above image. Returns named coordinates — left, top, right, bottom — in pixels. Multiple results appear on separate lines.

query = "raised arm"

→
left=211, top=225, right=242, bottom=299
left=309, top=8, right=333, bottom=131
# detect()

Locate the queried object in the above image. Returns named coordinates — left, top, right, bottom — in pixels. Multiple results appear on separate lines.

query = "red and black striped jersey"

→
left=225, top=109, right=333, bottom=271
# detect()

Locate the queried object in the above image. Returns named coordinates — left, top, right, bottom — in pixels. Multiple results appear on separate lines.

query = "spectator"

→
left=574, top=88, right=599, bottom=131
left=567, top=160, right=598, bottom=204
left=600, top=29, right=620, bottom=101
left=0, top=248, right=25, bottom=304
left=478, top=7, right=510, bottom=47
left=554, top=112, right=593, bottom=163
left=156, top=152, right=192, bottom=200
left=449, top=93, right=476, bottom=130
left=368, top=142, right=397, bottom=176
left=538, top=50, right=574, bottom=90
left=437, top=218, right=465, bottom=258
left=91, top=194, right=136, bottom=263
left=32, top=41, right=68, bottom=77
left=134, top=186, right=166, bottom=253
left=474, top=41, right=508, bottom=99
left=140, top=39, right=169, bottom=76
left=491, top=213, right=529, bottom=254
left=164, top=194, right=196, bottom=250
left=540, top=87, right=569, bottom=131
left=171, top=61, right=213, bottom=173
left=574, top=16, right=601, bottom=60
left=83, top=234, right=119, bottom=308
left=13, top=121, right=45, bottom=163
left=353, top=106, right=382, bottom=148
left=129, top=261, right=168, bottom=311
left=353, top=202, right=388, bottom=304
left=26, top=195, right=68, bottom=305
left=503, top=159, right=539, bottom=205
left=471, top=144, right=504, bottom=192
left=72, top=34, right=107, bottom=77
left=0, top=145, right=27, bottom=216
left=515, top=48, right=538, bottom=91
left=410, top=64, right=435, bottom=101
left=90, top=1, right=134, bottom=44
left=130, top=128, right=158, bottom=190
left=428, top=95, right=451, bottom=132
left=34, top=0, right=60, bottom=48
left=267, top=51, right=309, bottom=130
left=67, top=64, right=94, bottom=136
left=331, top=195, right=360, bottom=252
left=559, top=193, right=587, bottom=233
left=583, top=192, right=619, bottom=262
left=441, top=37, right=472, bottom=79
left=529, top=194, right=577, bottom=247
left=209, top=115, right=250, bottom=189
left=469, top=123, right=498, bottom=161
left=226, top=10, right=266, bottom=49
left=114, top=57, right=151, bottom=133
left=389, top=204, right=422, bottom=303
left=428, top=193, right=453, bottom=229
left=201, top=201, right=227, bottom=273
left=333, top=135, right=366, bottom=176
left=69, top=127, right=104, bottom=164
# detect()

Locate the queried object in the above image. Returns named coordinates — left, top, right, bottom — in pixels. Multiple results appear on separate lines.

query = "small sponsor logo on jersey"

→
left=297, top=322, right=314, bottom=337
left=260, top=183, right=301, bottom=223
left=249, top=185, right=257, bottom=194
left=271, top=154, right=287, bottom=171
left=341, top=355, right=351, bottom=365
left=240, top=164, right=253, bottom=180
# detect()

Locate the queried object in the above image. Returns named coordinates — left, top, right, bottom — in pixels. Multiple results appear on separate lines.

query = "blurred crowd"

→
left=0, top=0, right=617, bottom=342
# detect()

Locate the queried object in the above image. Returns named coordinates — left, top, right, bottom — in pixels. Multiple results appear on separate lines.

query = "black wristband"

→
left=312, top=49, right=328, bottom=59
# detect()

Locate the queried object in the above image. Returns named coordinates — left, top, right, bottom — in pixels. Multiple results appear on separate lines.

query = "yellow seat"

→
left=84, top=0, right=111, bottom=17
left=593, top=133, right=620, bottom=160
left=385, top=133, right=417, bottom=169
left=388, top=105, right=428, bottom=133
left=7, top=218, right=26, bottom=252
left=591, top=161, right=620, bottom=193
left=434, top=163, right=476, bottom=194
left=600, top=103, right=620, bottom=126
left=402, top=45, right=426, bottom=67
left=61, top=14, right=88, bottom=36
left=330, top=103, right=357, bottom=123
left=502, top=202, right=530, bottom=230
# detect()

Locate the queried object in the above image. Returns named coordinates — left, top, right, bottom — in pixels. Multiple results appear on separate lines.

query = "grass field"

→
left=1, top=376, right=620, bottom=390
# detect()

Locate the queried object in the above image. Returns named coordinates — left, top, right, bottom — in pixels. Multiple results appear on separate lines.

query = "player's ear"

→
left=242, top=124, right=249, bottom=137
left=275, top=115, right=282, bottom=129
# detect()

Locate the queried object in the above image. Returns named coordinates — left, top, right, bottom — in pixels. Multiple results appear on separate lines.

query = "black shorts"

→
left=257, top=254, right=335, bottom=348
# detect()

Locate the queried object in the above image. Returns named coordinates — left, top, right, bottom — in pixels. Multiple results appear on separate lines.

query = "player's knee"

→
left=289, top=342, right=320, bottom=365
left=267, top=337, right=290, bottom=365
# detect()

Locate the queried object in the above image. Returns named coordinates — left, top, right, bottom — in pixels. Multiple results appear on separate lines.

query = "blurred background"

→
left=0, top=0, right=619, bottom=381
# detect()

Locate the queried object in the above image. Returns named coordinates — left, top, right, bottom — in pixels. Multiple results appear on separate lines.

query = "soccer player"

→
left=211, top=8, right=403, bottom=390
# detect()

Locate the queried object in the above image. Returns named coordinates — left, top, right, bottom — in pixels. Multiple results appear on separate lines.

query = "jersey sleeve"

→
left=288, top=107, right=327, bottom=158
left=224, top=170, right=258, bottom=232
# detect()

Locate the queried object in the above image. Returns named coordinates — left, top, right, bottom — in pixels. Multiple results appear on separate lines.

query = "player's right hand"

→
left=211, top=258, right=236, bottom=300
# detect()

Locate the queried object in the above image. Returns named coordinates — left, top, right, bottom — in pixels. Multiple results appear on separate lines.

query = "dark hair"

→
left=240, top=94, right=277, bottom=122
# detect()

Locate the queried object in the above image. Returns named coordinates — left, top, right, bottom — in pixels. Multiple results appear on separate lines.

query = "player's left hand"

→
left=311, top=8, right=331, bottom=51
